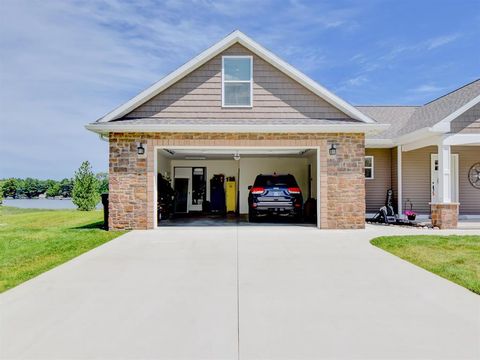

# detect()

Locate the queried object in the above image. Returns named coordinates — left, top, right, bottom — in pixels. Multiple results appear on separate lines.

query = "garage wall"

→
left=157, top=152, right=171, bottom=178
left=169, top=159, right=238, bottom=202
left=238, top=157, right=309, bottom=213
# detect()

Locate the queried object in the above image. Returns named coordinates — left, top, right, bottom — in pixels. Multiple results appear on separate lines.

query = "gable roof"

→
left=399, top=79, right=480, bottom=136
left=356, top=106, right=419, bottom=139
left=356, top=79, right=480, bottom=141
left=96, top=30, right=375, bottom=124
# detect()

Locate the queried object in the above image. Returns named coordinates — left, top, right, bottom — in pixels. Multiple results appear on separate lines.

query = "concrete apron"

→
left=1, top=225, right=479, bottom=359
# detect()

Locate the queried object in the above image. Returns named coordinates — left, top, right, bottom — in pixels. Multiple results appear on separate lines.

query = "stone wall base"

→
left=430, top=203, right=459, bottom=229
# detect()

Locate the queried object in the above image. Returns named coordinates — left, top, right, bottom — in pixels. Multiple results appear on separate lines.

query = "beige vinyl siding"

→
left=402, top=145, right=480, bottom=214
left=126, top=44, right=352, bottom=121
left=365, top=149, right=392, bottom=212
left=402, top=146, right=435, bottom=214
left=455, top=146, right=480, bottom=214
left=451, top=103, right=480, bottom=133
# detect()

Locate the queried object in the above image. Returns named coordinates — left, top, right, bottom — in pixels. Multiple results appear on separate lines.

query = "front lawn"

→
left=0, top=206, right=125, bottom=293
left=371, top=235, right=480, bottom=294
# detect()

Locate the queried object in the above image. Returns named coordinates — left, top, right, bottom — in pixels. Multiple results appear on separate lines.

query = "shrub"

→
left=72, top=161, right=100, bottom=211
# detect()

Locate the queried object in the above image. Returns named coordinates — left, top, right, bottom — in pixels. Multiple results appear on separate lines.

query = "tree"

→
left=21, top=178, right=41, bottom=198
left=96, top=172, right=109, bottom=194
left=59, top=178, right=73, bottom=198
left=2, top=178, right=18, bottom=198
left=46, top=182, right=61, bottom=197
left=72, top=161, right=100, bottom=211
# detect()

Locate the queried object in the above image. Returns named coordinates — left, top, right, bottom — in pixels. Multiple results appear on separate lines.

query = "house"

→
left=86, top=31, right=480, bottom=230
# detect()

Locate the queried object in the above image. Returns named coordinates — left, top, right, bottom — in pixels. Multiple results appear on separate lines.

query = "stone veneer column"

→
left=430, top=203, right=459, bottom=229
left=108, top=133, right=148, bottom=230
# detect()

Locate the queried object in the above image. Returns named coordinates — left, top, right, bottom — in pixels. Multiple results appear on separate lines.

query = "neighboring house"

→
left=86, top=31, right=480, bottom=230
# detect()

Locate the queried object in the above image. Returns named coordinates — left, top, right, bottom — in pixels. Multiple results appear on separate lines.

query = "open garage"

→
left=155, top=147, right=320, bottom=227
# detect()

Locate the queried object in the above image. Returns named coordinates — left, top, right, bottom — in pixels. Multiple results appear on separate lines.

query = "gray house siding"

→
left=125, top=44, right=353, bottom=121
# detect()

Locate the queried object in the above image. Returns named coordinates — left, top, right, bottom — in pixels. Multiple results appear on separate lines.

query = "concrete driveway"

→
left=1, top=225, right=479, bottom=359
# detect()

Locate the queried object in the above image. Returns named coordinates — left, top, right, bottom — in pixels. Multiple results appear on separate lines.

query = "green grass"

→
left=0, top=206, right=126, bottom=293
left=371, top=235, right=480, bottom=294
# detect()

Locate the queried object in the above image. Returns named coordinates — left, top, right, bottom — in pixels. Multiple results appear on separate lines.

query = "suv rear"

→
left=248, top=174, right=303, bottom=222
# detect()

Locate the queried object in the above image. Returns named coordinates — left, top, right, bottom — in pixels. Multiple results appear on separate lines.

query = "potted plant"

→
left=404, top=210, right=416, bottom=221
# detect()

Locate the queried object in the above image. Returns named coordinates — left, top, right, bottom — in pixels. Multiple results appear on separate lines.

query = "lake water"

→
left=2, top=199, right=103, bottom=210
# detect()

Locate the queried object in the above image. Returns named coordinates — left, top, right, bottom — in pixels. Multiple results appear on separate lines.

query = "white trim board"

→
left=95, top=30, right=375, bottom=124
left=86, top=122, right=388, bottom=135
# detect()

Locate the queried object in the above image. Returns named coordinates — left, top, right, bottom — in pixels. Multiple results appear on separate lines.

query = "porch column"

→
left=431, top=140, right=458, bottom=229
left=437, top=143, right=451, bottom=203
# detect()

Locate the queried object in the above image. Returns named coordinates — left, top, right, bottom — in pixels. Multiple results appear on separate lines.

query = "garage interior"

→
left=155, top=147, right=319, bottom=227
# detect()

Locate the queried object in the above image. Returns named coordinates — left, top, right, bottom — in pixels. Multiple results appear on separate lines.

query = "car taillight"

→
left=288, top=187, right=301, bottom=194
left=250, top=187, right=264, bottom=194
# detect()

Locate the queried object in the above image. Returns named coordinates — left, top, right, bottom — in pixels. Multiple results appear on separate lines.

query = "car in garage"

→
left=248, top=174, right=303, bottom=222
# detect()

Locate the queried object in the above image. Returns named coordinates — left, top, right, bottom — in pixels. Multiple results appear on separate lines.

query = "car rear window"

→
left=254, top=175, right=298, bottom=187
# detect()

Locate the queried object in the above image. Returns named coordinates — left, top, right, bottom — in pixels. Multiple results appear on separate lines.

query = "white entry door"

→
left=431, top=154, right=459, bottom=202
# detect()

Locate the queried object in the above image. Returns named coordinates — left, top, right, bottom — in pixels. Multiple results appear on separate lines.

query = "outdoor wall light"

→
left=137, top=143, right=145, bottom=155
left=329, top=143, right=337, bottom=156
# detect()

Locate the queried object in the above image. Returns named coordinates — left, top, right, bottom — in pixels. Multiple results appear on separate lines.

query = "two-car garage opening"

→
left=155, top=147, right=319, bottom=227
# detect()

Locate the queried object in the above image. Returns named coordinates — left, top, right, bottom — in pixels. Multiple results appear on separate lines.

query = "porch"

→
left=365, top=134, right=480, bottom=228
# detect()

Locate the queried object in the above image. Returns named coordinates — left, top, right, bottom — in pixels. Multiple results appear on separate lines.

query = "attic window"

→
left=222, top=56, right=252, bottom=107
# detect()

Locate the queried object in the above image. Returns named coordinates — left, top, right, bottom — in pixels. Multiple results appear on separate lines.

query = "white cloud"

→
left=426, top=34, right=460, bottom=50
left=345, top=75, right=368, bottom=87
left=411, top=84, right=446, bottom=93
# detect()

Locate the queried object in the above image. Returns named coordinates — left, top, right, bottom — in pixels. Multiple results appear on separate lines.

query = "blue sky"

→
left=1, top=0, right=479, bottom=179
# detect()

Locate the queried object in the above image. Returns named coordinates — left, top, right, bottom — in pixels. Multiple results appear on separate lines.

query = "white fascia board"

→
left=365, top=138, right=394, bottom=148
left=96, top=30, right=376, bottom=124
left=431, top=94, right=480, bottom=132
left=401, top=134, right=441, bottom=152
left=394, top=127, right=441, bottom=146
left=443, top=133, right=480, bottom=146
left=85, top=123, right=389, bottom=135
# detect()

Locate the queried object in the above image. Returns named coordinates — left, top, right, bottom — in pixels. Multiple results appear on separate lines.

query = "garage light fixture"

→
left=233, top=152, right=240, bottom=161
left=137, top=143, right=145, bottom=155
left=329, top=143, right=337, bottom=156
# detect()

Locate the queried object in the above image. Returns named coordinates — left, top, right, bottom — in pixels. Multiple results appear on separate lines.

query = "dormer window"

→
left=222, top=56, right=252, bottom=107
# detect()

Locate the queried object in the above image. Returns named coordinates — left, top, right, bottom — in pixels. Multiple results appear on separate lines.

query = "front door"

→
left=431, top=154, right=459, bottom=202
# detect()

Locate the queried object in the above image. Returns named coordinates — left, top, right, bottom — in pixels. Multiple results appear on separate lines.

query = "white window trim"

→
left=365, top=155, right=374, bottom=179
left=221, top=55, right=253, bottom=108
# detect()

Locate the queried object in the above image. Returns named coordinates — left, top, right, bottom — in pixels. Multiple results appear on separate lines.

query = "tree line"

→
left=1, top=161, right=109, bottom=211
